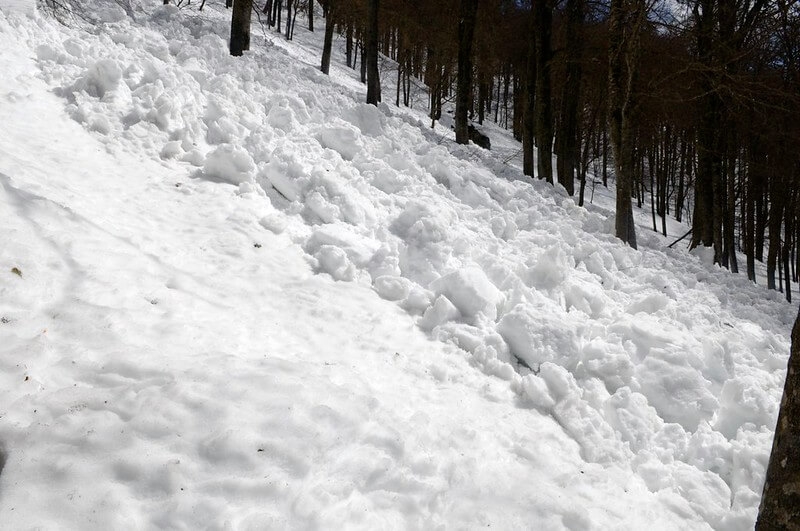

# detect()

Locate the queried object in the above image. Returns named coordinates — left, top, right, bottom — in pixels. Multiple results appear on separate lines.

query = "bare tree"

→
left=230, top=0, right=253, bottom=56
left=455, top=0, right=479, bottom=144
left=608, top=0, right=646, bottom=248
left=757, top=309, right=800, bottom=529
left=366, top=0, right=381, bottom=104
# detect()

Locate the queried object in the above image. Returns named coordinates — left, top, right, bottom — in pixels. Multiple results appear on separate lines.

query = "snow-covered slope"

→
left=0, top=3, right=794, bottom=529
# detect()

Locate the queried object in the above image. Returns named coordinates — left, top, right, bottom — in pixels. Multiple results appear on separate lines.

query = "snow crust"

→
left=0, top=3, right=795, bottom=529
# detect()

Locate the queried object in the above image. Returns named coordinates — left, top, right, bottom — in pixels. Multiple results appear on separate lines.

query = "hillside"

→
left=0, top=2, right=795, bottom=529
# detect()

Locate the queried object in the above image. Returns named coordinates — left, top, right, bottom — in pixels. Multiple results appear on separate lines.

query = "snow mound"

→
left=203, top=143, right=255, bottom=185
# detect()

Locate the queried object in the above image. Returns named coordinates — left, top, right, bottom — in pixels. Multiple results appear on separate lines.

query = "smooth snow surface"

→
left=0, top=3, right=794, bottom=529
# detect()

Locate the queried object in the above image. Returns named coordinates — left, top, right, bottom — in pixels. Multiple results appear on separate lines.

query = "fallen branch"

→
left=668, top=228, right=692, bottom=249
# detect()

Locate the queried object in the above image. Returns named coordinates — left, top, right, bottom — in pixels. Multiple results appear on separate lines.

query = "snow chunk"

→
left=628, top=292, right=671, bottom=314
left=267, top=99, right=300, bottom=132
left=714, top=377, right=776, bottom=439
left=160, top=141, right=182, bottom=159
left=636, top=350, right=719, bottom=431
left=203, top=144, right=256, bottom=185
left=78, top=59, right=123, bottom=99
left=528, top=245, right=572, bottom=290
left=259, top=213, right=287, bottom=234
left=429, top=267, right=504, bottom=321
left=261, top=162, right=300, bottom=202
left=519, top=374, right=556, bottom=410
left=344, top=103, right=385, bottom=136
left=498, top=303, right=580, bottom=369
left=305, top=225, right=380, bottom=267
left=314, top=245, right=356, bottom=281
left=419, top=295, right=461, bottom=331
left=95, top=3, right=127, bottom=23
left=373, top=275, right=412, bottom=301
left=318, top=123, right=362, bottom=161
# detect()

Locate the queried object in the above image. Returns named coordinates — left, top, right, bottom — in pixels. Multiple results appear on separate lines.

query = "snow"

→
left=0, top=2, right=795, bottom=529
left=0, top=0, right=34, bottom=16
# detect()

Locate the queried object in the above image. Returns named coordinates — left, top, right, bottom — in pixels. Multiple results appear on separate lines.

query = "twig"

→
left=668, top=228, right=693, bottom=249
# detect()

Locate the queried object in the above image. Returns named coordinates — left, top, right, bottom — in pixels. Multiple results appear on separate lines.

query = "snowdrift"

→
left=0, top=2, right=794, bottom=529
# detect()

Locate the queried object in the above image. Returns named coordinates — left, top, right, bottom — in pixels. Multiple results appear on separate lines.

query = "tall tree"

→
left=455, top=0, right=479, bottom=144
left=689, top=0, right=769, bottom=264
left=757, top=309, right=800, bottom=529
left=321, top=1, right=335, bottom=74
left=608, top=0, right=645, bottom=248
left=555, top=0, right=584, bottom=195
left=533, top=0, right=554, bottom=182
left=230, top=0, right=253, bottom=57
left=366, top=0, right=381, bottom=105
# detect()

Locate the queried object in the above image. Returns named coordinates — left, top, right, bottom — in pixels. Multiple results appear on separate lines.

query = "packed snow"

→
left=0, top=2, right=795, bottom=529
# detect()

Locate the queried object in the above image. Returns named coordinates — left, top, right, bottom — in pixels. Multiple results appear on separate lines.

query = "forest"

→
left=224, top=0, right=800, bottom=302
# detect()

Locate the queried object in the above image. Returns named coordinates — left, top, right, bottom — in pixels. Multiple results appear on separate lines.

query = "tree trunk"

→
left=320, top=1, right=334, bottom=74
left=455, top=0, right=479, bottom=144
left=725, top=149, right=738, bottom=272
left=555, top=0, right=583, bottom=195
left=768, top=196, right=784, bottom=291
left=285, top=0, right=292, bottom=39
left=230, top=0, right=253, bottom=57
left=608, top=0, right=643, bottom=249
left=756, top=309, right=800, bottom=529
left=308, top=0, right=313, bottom=31
left=534, top=0, right=554, bottom=183
left=366, top=0, right=380, bottom=104
left=345, top=24, right=353, bottom=67
left=523, top=48, right=536, bottom=176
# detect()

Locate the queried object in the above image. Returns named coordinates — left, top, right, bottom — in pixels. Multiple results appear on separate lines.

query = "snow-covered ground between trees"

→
left=0, top=2, right=795, bottom=529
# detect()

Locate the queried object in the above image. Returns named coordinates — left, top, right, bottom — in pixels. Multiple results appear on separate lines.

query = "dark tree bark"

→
left=345, top=24, right=353, bottom=67
left=757, top=309, right=800, bottom=529
left=455, top=0, right=479, bottom=144
left=366, top=0, right=381, bottom=105
left=690, top=0, right=769, bottom=266
left=360, top=39, right=367, bottom=82
left=286, top=0, right=294, bottom=39
left=230, top=0, right=253, bottom=57
left=725, top=147, right=738, bottom=272
left=308, top=0, right=314, bottom=31
left=676, top=135, right=688, bottom=222
left=555, top=0, right=584, bottom=195
left=522, top=46, right=536, bottom=176
left=608, top=0, right=644, bottom=249
left=768, top=185, right=785, bottom=290
left=747, top=137, right=764, bottom=281
left=533, top=0, right=554, bottom=182
left=320, top=1, right=335, bottom=74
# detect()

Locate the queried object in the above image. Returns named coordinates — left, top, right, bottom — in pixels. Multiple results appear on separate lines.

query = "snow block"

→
left=318, top=124, right=362, bottom=161
left=203, top=144, right=256, bottom=185
left=497, top=304, right=580, bottom=369
left=419, top=295, right=461, bottom=331
left=429, top=267, right=504, bottom=321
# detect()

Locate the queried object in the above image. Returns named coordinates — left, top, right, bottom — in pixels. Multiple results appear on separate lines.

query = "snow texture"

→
left=0, top=2, right=794, bottom=529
